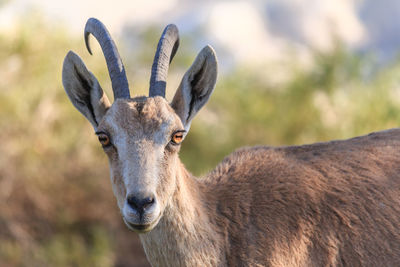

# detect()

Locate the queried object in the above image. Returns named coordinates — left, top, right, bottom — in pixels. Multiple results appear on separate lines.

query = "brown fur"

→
left=152, top=128, right=400, bottom=266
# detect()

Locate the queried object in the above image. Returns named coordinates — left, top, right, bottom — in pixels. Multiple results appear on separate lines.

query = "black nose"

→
left=127, top=195, right=155, bottom=215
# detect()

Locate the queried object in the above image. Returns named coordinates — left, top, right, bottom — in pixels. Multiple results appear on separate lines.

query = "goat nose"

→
left=127, top=195, right=155, bottom=215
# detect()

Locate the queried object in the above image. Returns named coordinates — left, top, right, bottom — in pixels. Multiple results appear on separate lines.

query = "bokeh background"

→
left=1, top=0, right=400, bottom=266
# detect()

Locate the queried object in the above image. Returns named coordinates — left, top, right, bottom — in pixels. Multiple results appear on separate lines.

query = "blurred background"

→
left=1, top=0, right=400, bottom=266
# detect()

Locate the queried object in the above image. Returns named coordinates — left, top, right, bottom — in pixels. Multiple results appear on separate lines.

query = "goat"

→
left=62, top=18, right=400, bottom=266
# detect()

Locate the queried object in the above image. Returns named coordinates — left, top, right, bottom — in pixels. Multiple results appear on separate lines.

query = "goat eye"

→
left=171, top=131, right=184, bottom=145
left=98, top=133, right=111, bottom=147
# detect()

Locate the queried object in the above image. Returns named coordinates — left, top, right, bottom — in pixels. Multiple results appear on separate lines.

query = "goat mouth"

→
left=123, top=217, right=160, bottom=233
left=126, top=222, right=151, bottom=232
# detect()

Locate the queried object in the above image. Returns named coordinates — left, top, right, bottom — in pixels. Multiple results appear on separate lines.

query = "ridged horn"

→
left=84, top=18, right=130, bottom=99
left=149, top=24, right=179, bottom=97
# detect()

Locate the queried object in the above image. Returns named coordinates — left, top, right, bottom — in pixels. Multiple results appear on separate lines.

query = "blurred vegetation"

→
left=1, top=10, right=400, bottom=267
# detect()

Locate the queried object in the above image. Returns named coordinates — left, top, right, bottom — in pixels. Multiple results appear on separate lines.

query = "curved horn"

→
left=84, top=18, right=130, bottom=99
left=149, top=24, right=179, bottom=97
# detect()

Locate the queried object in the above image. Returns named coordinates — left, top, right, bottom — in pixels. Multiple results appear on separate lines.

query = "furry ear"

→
left=62, top=51, right=110, bottom=129
left=171, top=45, right=218, bottom=131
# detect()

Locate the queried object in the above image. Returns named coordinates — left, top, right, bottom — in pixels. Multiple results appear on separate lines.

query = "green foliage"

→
left=1, top=12, right=400, bottom=267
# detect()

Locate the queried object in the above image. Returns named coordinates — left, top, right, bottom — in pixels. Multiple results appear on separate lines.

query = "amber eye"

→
left=97, top=133, right=111, bottom=147
left=171, top=131, right=185, bottom=145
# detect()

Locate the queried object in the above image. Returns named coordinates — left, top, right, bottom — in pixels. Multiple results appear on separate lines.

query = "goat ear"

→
left=62, top=51, right=111, bottom=129
left=171, top=45, right=217, bottom=131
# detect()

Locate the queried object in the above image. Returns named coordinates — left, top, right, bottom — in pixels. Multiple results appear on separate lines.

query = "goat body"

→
left=62, top=18, right=400, bottom=266
left=141, top=129, right=400, bottom=266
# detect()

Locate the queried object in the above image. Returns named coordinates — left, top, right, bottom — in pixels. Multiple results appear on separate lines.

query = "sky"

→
left=0, top=0, right=399, bottom=67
